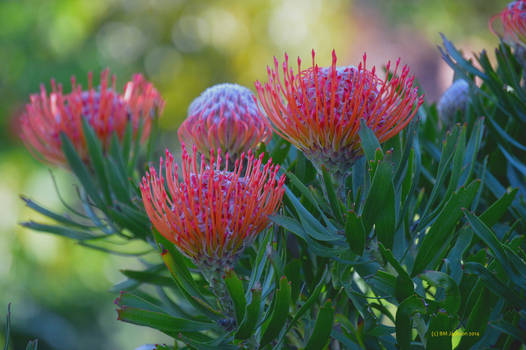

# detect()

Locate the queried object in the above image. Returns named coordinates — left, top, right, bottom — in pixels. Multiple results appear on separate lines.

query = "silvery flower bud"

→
left=437, top=79, right=470, bottom=126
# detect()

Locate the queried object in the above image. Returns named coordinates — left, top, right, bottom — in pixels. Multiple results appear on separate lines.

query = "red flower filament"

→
left=490, top=1, right=526, bottom=47
left=140, top=146, right=285, bottom=268
left=20, top=69, right=164, bottom=166
left=178, top=83, right=272, bottom=160
left=255, top=50, right=423, bottom=176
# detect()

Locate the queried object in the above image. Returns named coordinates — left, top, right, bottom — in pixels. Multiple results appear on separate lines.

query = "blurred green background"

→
left=0, top=0, right=508, bottom=349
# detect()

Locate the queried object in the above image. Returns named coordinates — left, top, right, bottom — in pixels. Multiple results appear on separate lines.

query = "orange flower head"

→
left=178, top=83, right=272, bottom=160
left=20, top=69, right=164, bottom=166
left=255, top=50, right=423, bottom=177
left=140, top=145, right=285, bottom=269
left=490, top=1, right=526, bottom=47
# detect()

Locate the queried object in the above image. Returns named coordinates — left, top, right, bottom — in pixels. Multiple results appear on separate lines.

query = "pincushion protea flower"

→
left=255, top=50, right=423, bottom=181
left=140, top=145, right=285, bottom=271
left=178, top=83, right=272, bottom=161
left=490, top=1, right=526, bottom=47
left=19, top=69, right=164, bottom=166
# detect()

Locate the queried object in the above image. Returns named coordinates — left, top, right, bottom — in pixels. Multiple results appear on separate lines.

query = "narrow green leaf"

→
left=235, top=288, right=262, bottom=340
left=224, top=270, right=246, bottom=325
left=120, top=269, right=175, bottom=287
left=321, top=167, right=344, bottom=222
left=462, top=262, right=526, bottom=309
left=304, top=300, right=335, bottom=350
left=358, top=120, right=382, bottom=162
left=275, top=267, right=328, bottom=348
left=489, top=319, right=526, bottom=343
left=480, top=189, right=518, bottom=227
left=344, top=211, right=365, bottom=255
left=20, top=196, right=94, bottom=229
left=3, top=304, right=11, bottom=350
left=411, top=180, right=480, bottom=276
left=363, top=160, right=396, bottom=248
left=379, top=243, right=413, bottom=302
left=117, top=307, right=216, bottom=334
left=115, top=292, right=166, bottom=314
left=464, top=210, right=526, bottom=285
left=60, top=132, right=105, bottom=208
left=395, top=295, right=426, bottom=350
left=81, top=117, right=112, bottom=203
left=20, top=221, right=97, bottom=240
left=426, top=311, right=452, bottom=350
left=419, top=271, right=460, bottom=314
left=456, top=288, right=494, bottom=350
left=260, top=276, right=292, bottom=348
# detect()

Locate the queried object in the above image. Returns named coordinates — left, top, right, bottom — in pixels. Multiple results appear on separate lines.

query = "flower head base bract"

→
left=255, top=50, right=423, bottom=179
left=20, top=69, right=164, bottom=167
left=490, top=1, right=526, bottom=48
left=178, top=83, right=272, bottom=161
left=140, top=145, right=285, bottom=272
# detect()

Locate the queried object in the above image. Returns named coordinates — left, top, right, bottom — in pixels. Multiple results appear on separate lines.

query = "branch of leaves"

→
left=20, top=119, right=156, bottom=255
left=115, top=229, right=335, bottom=349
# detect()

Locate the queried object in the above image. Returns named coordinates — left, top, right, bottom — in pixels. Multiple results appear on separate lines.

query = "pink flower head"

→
left=178, top=83, right=272, bottom=160
left=255, top=50, right=423, bottom=177
left=140, top=145, right=285, bottom=268
left=19, top=69, right=165, bottom=166
left=490, top=1, right=526, bottom=47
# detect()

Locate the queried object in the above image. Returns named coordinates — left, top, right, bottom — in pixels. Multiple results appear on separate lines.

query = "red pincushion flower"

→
left=255, top=50, right=423, bottom=178
left=20, top=69, right=164, bottom=166
left=140, top=145, right=285, bottom=268
left=178, top=83, right=272, bottom=160
left=490, top=1, right=526, bottom=47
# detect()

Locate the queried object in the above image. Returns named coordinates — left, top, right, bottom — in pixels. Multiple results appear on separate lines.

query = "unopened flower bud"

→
left=437, top=79, right=470, bottom=126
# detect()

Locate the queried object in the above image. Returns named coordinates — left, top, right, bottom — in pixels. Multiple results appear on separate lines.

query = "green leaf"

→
left=284, top=259, right=302, bottom=303
left=283, top=187, right=340, bottom=242
left=363, top=160, right=396, bottom=249
left=426, top=311, right=452, bottom=350
left=116, top=307, right=217, bottom=335
left=20, top=221, right=97, bottom=240
left=304, top=300, right=335, bottom=350
left=395, top=295, right=426, bottom=350
left=456, top=288, right=494, bottom=350
left=235, top=288, right=262, bottom=340
left=81, top=117, right=111, bottom=203
left=274, top=268, right=328, bottom=348
left=411, top=180, right=480, bottom=276
left=3, top=304, right=11, bottom=350
left=344, top=211, right=365, bottom=255
left=20, top=196, right=94, bottom=229
left=419, top=271, right=460, bottom=314
left=60, top=132, right=105, bottom=209
left=224, top=270, right=246, bottom=325
left=260, top=276, right=292, bottom=348
left=321, top=166, right=344, bottom=222
left=489, top=319, right=526, bottom=343
left=379, top=243, right=413, bottom=302
left=462, top=262, right=526, bottom=309
left=358, top=120, right=382, bottom=162
left=115, top=292, right=166, bottom=314
left=120, top=269, right=175, bottom=287
left=464, top=211, right=526, bottom=287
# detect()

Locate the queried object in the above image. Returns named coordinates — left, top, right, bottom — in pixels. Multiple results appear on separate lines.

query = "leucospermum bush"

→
left=10, top=5, right=526, bottom=349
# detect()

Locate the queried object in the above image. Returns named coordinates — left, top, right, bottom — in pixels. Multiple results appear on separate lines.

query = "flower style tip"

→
left=255, top=50, right=423, bottom=177
left=178, top=83, right=272, bottom=161
left=490, top=1, right=526, bottom=48
left=140, top=145, right=285, bottom=270
left=19, top=69, right=164, bottom=167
